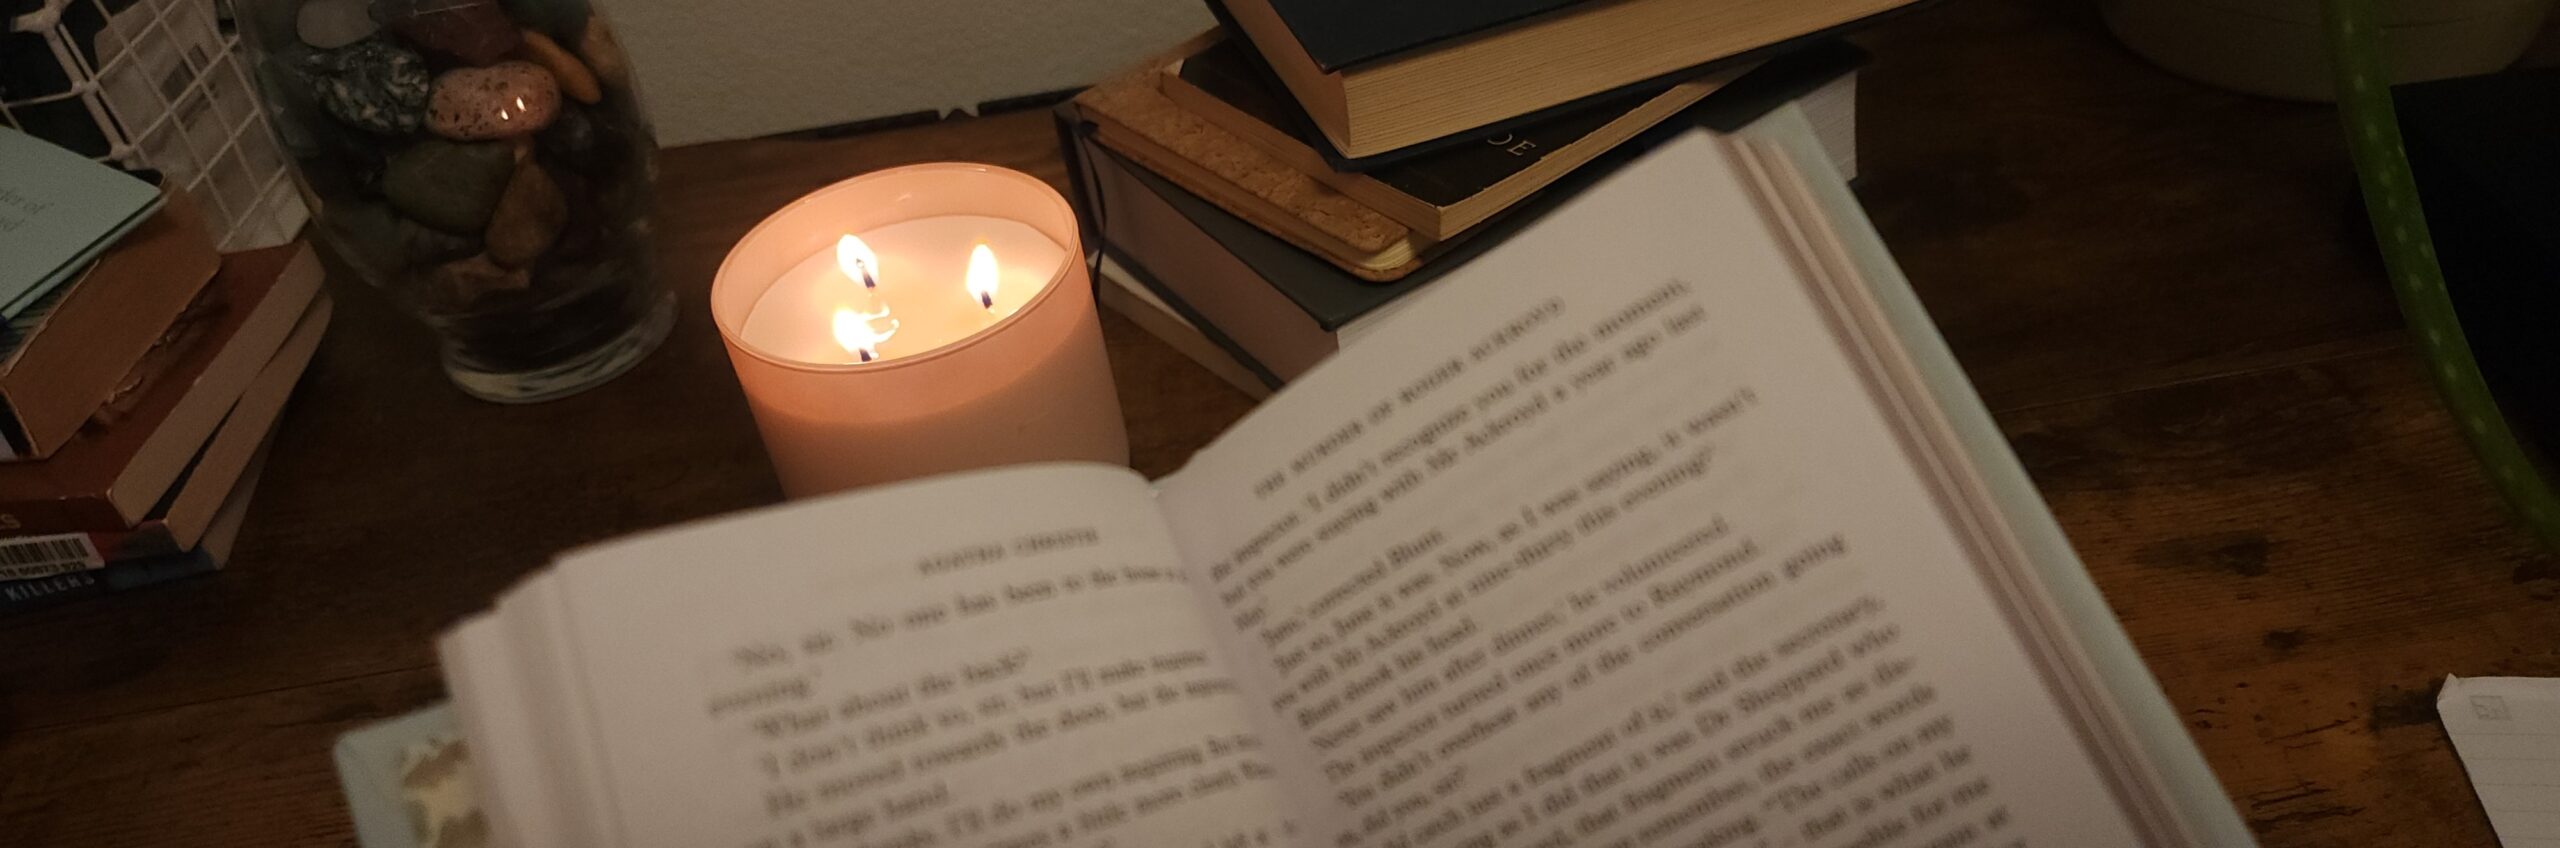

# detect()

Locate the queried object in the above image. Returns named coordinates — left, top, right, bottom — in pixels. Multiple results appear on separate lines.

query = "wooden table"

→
left=2, top=2, right=2548, bottom=845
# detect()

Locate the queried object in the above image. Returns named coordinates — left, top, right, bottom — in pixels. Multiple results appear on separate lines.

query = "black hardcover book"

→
left=1176, top=37, right=1683, bottom=211
left=1058, top=45, right=1861, bottom=348
left=1201, top=0, right=1891, bottom=172
left=2399, top=69, right=2560, bottom=455
left=1252, top=0, right=1593, bottom=72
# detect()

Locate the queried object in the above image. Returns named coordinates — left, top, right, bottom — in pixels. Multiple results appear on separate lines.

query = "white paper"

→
left=1158, top=131, right=2147, bottom=847
left=2442, top=676, right=2560, bottom=847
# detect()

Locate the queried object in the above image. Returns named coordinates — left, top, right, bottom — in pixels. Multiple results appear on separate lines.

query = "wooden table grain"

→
left=2, top=2, right=2546, bottom=845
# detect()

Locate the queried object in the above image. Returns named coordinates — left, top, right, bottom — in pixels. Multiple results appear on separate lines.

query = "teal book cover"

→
left=0, top=128, right=164, bottom=317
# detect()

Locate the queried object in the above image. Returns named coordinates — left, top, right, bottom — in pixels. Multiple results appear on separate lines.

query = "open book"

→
left=440, top=113, right=2254, bottom=848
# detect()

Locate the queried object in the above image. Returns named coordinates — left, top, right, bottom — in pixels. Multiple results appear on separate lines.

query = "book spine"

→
left=0, top=496, right=130, bottom=536
left=0, top=531, right=106, bottom=580
left=0, top=570, right=105, bottom=612
left=86, top=522, right=182, bottom=563
left=0, top=521, right=182, bottom=579
left=0, top=547, right=216, bottom=616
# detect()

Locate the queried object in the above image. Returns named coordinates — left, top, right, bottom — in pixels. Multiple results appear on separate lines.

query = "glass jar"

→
left=235, top=0, right=671, bottom=402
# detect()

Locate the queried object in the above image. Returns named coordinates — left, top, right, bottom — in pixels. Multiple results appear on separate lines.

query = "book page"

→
left=1158, top=132, right=2152, bottom=847
left=523, top=465, right=1301, bottom=848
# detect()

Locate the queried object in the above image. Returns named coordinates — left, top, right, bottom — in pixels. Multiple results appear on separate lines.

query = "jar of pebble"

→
left=239, top=0, right=672, bottom=402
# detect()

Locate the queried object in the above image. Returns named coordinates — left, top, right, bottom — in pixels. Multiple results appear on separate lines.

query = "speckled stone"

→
left=425, top=62, right=561, bottom=141
left=381, top=138, right=516, bottom=233
left=299, top=40, right=431, bottom=135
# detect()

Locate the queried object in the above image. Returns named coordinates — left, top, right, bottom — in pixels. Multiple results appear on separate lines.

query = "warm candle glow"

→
left=965, top=243, right=998, bottom=309
left=831, top=305, right=897, bottom=362
left=713, top=161, right=1127, bottom=496
left=837, top=234, right=881, bottom=289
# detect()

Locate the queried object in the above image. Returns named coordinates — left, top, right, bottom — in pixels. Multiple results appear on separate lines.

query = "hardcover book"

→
left=0, top=190, right=220, bottom=458
left=0, top=431, right=268, bottom=615
left=0, top=127, right=164, bottom=317
left=1208, top=0, right=1917, bottom=160
left=1076, top=43, right=1440, bottom=281
left=436, top=123, right=2252, bottom=846
left=0, top=293, right=332, bottom=577
left=1063, top=63, right=1861, bottom=383
left=0, top=242, right=324, bottom=535
left=1096, top=256, right=1277, bottom=399
left=1160, top=35, right=1744, bottom=240
left=336, top=703, right=473, bottom=848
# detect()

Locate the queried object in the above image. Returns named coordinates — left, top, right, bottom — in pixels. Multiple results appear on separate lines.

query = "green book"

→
left=336, top=702, right=471, bottom=848
left=0, top=128, right=164, bottom=318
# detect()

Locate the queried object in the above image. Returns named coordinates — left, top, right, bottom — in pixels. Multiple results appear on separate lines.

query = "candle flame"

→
left=966, top=243, right=998, bottom=310
left=836, top=234, right=880, bottom=289
left=831, top=305, right=897, bottom=362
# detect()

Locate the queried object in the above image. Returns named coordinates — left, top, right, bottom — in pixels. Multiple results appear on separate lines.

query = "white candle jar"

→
left=712, top=163, right=1128, bottom=498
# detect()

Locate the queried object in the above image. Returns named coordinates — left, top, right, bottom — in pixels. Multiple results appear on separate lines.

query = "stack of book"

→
left=1062, top=0, right=1911, bottom=394
left=0, top=128, right=333, bottom=614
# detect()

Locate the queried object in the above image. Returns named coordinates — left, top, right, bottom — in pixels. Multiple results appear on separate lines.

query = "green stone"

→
left=326, top=200, right=481, bottom=270
left=381, top=139, right=516, bottom=234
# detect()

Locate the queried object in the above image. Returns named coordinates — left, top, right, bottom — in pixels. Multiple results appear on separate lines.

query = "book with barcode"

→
left=0, top=433, right=267, bottom=615
left=0, top=292, right=329, bottom=578
left=431, top=110, right=2253, bottom=848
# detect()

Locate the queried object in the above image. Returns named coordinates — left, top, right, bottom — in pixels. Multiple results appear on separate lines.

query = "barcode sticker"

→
left=0, top=533, right=104, bottom=580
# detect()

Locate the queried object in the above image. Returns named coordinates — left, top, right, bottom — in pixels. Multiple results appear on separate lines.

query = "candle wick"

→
left=858, top=348, right=875, bottom=363
left=979, top=292, right=995, bottom=309
left=861, top=266, right=878, bottom=289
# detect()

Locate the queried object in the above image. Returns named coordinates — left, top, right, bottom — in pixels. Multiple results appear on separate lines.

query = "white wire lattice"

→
left=2, top=0, right=304, bottom=250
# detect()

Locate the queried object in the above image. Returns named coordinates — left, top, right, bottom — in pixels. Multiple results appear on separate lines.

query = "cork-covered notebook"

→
left=1073, top=39, right=1434, bottom=282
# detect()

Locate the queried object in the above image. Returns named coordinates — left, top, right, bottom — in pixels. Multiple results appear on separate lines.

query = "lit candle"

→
left=713, top=163, right=1128, bottom=497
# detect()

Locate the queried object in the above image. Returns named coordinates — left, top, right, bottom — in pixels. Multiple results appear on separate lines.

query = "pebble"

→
left=373, top=0, right=520, bottom=66
left=330, top=201, right=481, bottom=267
left=538, top=104, right=596, bottom=159
left=577, top=17, right=631, bottom=90
left=515, top=30, right=600, bottom=104
left=426, top=62, right=561, bottom=141
left=295, top=0, right=378, bottom=49
left=485, top=160, right=567, bottom=267
left=382, top=139, right=516, bottom=233
left=547, top=167, right=606, bottom=260
left=429, top=254, right=533, bottom=305
left=300, top=41, right=431, bottom=134
left=501, top=0, right=587, bottom=40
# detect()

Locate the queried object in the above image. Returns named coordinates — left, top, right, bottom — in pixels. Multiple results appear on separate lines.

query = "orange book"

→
left=0, top=242, right=322, bottom=534
left=0, top=191, right=220, bottom=457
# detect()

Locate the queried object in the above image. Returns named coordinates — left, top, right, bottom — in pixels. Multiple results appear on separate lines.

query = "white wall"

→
left=593, top=0, right=1213, bottom=147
